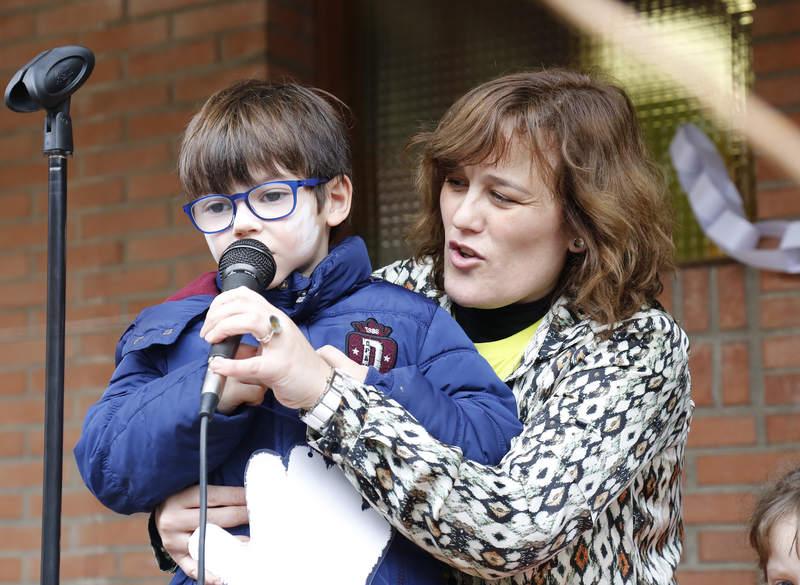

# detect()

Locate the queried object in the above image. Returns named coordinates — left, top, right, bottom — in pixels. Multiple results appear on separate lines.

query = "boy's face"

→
left=767, top=517, right=800, bottom=585
left=203, top=170, right=348, bottom=288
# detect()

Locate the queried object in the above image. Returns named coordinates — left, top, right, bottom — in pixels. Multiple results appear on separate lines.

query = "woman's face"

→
left=440, top=139, right=573, bottom=309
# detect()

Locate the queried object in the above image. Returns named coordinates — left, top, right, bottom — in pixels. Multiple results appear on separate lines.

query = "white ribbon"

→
left=670, top=123, right=800, bottom=273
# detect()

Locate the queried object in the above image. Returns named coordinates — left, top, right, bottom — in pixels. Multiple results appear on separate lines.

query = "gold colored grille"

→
left=356, top=0, right=754, bottom=266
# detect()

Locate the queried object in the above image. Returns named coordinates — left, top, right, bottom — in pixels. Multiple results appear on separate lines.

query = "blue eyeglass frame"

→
left=182, top=177, right=330, bottom=234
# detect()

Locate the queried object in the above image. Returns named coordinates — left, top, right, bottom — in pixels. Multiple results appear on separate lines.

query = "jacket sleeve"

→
left=73, top=336, right=256, bottom=515
left=363, top=306, right=520, bottom=465
left=308, top=317, right=692, bottom=579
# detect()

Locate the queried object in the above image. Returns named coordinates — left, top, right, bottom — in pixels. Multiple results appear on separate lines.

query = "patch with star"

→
left=345, top=318, right=398, bottom=374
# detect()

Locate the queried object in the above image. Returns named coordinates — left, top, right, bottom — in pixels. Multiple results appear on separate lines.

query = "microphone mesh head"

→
left=218, top=238, right=276, bottom=290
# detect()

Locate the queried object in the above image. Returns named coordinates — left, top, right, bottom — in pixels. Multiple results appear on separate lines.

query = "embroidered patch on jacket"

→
left=346, top=318, right=398, bottom=373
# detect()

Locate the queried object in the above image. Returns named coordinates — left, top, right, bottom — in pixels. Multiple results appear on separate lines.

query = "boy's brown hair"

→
left=179, top=80, right=352, bottom=206
left=749, top=467, right=800, bottom=578
left=409, top=69, right=674, bottom=325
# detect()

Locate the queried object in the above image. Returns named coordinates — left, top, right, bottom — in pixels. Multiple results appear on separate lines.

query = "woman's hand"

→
left=155, top=484, right=248, bottom=585
left=201, top=287, right=331, bottom=410
left=317, top=345, right=368, bottom=382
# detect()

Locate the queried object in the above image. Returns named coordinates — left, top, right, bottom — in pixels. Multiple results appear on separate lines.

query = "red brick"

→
left=71, top=178, right=125, bottom=209
left=0, top=253, right=30, bottom=281
left=688, top=342, right=713, bottom=407
left=0, top=461, right=42, bottom=489
left=657, top=271, right=674, bottom=314
left=0, top=192, right=32, bottom=220
left=82, top=54, right=124, bottom=85
left=128, top=232, right=208, bottom=262
left=222, top=26, right=269, bottom=60
left=81, top=331, right=127, bottom=358
left=27, top=425, right=82, bottom=457
left=76, top=515, right=150, bottom=547
left=681, top=267, right=710, bottom=333
left=0, top=557, right=21, bottom=582
left=74, top=117, right=125, bottom=151
left=82, top=265, right=171, bottom=299
left=687, top=415, right=756, bottom=448
left=82, top=142, right=172, bottom=178
left=717, top=264, right=747, bottom=329
left=66, top=302, right=125, bottom=330
left=754, top=37, right=800, bottom=75
left=0, top=369, right=27, bottom=396
left=129, top=39, right=216, bottom=79
left=721, top=342, right=750, bottom=405
left=129, top=0, right=210, bottom=17
left=174, top=0, right=267, bottom=38
left=683, top=491, right=756, bottom=525
left=0, top=431, right=24, bottom=459
left=175, top=62, right=268, bottom=102
left=80, top=18, right=169, bottom=53
left=0, top=131, right=39, bottom=162
left=60, top=552, right=117, bottom=580
left=757, top=186, right=800, bottom=219
left=763, top=335, right=800, bottom=369
left=75, top=82, right=170, bottom=118
left=35, top=0, right=123, bottom=35
left=756, top=73, right=800, bottom=108
left=127, top=170, right=181, bottom=201
left=119, top=550, right=164, bottom=578
left=65, top=362, right=114, bottom=392
left=173, top=257, right=215, bottom=290
left=754, top=2, right=800, bottom=37
left=676, top=569, right=757, bottom=585
left=0, top=281, right=46, bottom=309
left=761, top=295, right=800, bottom=329
left=0, top=492, right=23, bottom=519
left=81, top=204, right=169, bottom=239
left=761, top=271, right=800, bottom=292
left=127, top=107, right=194, bottom=141
left=0, top=161, right=49, bottom=190
left=767, top=413, right=800, bottom=444
left=0, top=12, right=35, bottom=42
left=698, top=528, right=756, bottom=563
left=765, top=372, right=800, bottom=404
left=696, top=450, right=800, bottom=485
left=0, top=396, right=44, bottom=423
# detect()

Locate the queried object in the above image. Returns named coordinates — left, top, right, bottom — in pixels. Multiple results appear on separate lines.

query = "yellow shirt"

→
left=474, top=318, right=542, bottom=381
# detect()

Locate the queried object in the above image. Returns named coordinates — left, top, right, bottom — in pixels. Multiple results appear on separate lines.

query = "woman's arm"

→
left=308, top=318, right=692, bottom=579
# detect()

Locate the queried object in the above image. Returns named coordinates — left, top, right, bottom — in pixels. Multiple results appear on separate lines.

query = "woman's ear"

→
left=323, top=175, right=352, bottom=228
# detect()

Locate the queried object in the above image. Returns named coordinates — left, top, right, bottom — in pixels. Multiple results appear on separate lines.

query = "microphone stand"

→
left=4, top=46, right=94, bottom=585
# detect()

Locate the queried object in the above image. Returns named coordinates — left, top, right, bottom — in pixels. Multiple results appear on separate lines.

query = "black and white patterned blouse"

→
left=308, top=257, right=694, bottom=584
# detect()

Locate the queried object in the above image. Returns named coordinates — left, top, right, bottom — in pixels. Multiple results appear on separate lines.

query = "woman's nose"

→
left=232, top=201, right=262, bottom=235
left=450, top=190, right=483, bottom=232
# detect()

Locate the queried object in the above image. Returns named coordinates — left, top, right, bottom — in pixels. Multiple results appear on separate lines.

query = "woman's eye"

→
left=444, top=177, right=467, bottom=189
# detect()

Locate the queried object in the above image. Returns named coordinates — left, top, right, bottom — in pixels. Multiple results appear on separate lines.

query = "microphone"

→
left=199, top=238, right=276, bottom=419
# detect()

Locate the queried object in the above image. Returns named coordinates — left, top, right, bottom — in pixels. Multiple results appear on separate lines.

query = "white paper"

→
left=189, top=446, right=392, bottom=585
left=670, top=123, right=800, bottom=273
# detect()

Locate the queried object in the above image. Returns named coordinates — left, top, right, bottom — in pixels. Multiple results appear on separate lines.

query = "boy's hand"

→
left=156, top=484, right=248, bottom=585
left=216, top=344, right=268, bottom=415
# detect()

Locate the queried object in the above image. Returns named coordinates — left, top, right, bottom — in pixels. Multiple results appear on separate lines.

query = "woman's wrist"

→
left=300, top=367, right=342, bottom=432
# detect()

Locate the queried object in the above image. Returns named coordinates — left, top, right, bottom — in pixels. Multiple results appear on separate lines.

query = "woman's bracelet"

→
left=299, top=367, right=342, bottom=432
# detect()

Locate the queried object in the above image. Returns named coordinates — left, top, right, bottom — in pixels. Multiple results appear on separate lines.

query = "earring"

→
left=572, top=237, right=585, bottom=251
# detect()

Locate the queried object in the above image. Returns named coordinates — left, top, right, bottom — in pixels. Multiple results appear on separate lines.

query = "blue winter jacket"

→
left=74, top=236, right=521, bottom=585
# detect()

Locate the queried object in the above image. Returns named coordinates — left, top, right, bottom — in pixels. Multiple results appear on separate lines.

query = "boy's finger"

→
left=206, top=486, right=247, bottom=507
left=206, top=505, right=249, bottom=528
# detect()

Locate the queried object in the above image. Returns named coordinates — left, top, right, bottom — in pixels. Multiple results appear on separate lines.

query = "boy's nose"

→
left=232, top=201, right=262, bottom=235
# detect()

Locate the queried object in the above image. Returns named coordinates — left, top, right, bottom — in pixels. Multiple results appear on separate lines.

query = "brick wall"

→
left=674, top=1, right=800, bottom=584
left=0, top=1, right=799, bottom=585
left=0, top=1, right=316, bottom=583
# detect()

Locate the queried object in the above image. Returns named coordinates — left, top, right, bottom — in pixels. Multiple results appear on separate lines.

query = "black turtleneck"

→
left=452, top=294, right=553, bottom=344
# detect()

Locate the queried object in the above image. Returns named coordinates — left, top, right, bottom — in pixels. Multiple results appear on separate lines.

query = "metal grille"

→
left=357, top=0, right=754, bottom=266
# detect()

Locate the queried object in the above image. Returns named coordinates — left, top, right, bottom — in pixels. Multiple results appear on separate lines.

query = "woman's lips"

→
left=447, top=241, right=483, bottom=269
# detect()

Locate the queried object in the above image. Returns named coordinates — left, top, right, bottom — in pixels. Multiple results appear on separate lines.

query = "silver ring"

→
left=257, top=314, right=282, bottom=345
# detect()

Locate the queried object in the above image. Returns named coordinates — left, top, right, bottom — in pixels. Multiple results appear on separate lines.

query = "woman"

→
left=157, top=69, right=692, bottom=584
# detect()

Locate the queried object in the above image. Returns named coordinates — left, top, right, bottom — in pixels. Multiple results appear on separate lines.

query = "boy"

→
left=73, top=80, right=521, bottom=585
left=749, top=467, right=800, bottom=585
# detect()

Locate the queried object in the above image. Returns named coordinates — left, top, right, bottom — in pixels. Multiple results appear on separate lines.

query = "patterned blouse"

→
left=308, top=258, right=693, bottom=584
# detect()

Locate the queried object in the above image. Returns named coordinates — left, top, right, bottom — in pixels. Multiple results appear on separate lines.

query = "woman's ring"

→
left=258, top=315, right=282, bottom=345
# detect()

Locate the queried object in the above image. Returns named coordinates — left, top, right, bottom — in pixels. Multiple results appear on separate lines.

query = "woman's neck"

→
left=452, top=295, right=552, bottom=343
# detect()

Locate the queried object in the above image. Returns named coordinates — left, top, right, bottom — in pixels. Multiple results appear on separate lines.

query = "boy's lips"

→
left=447, top=240, right=484, bottom=269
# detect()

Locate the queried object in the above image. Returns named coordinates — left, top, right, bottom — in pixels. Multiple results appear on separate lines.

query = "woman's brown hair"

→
left=410, top=69, right=675, bottom=325
left=749, top=467, right=800, bottom=579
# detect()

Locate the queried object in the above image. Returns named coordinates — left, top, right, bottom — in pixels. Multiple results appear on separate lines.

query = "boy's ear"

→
left=323, top=175, right=352, bottom=228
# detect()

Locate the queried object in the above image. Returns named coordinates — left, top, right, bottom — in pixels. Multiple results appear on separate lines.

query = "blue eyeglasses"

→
left=183, top=178, right=330, bottom=234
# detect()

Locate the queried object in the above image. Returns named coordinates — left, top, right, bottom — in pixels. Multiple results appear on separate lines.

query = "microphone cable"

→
left=195, top=238, right=276, bottom=585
